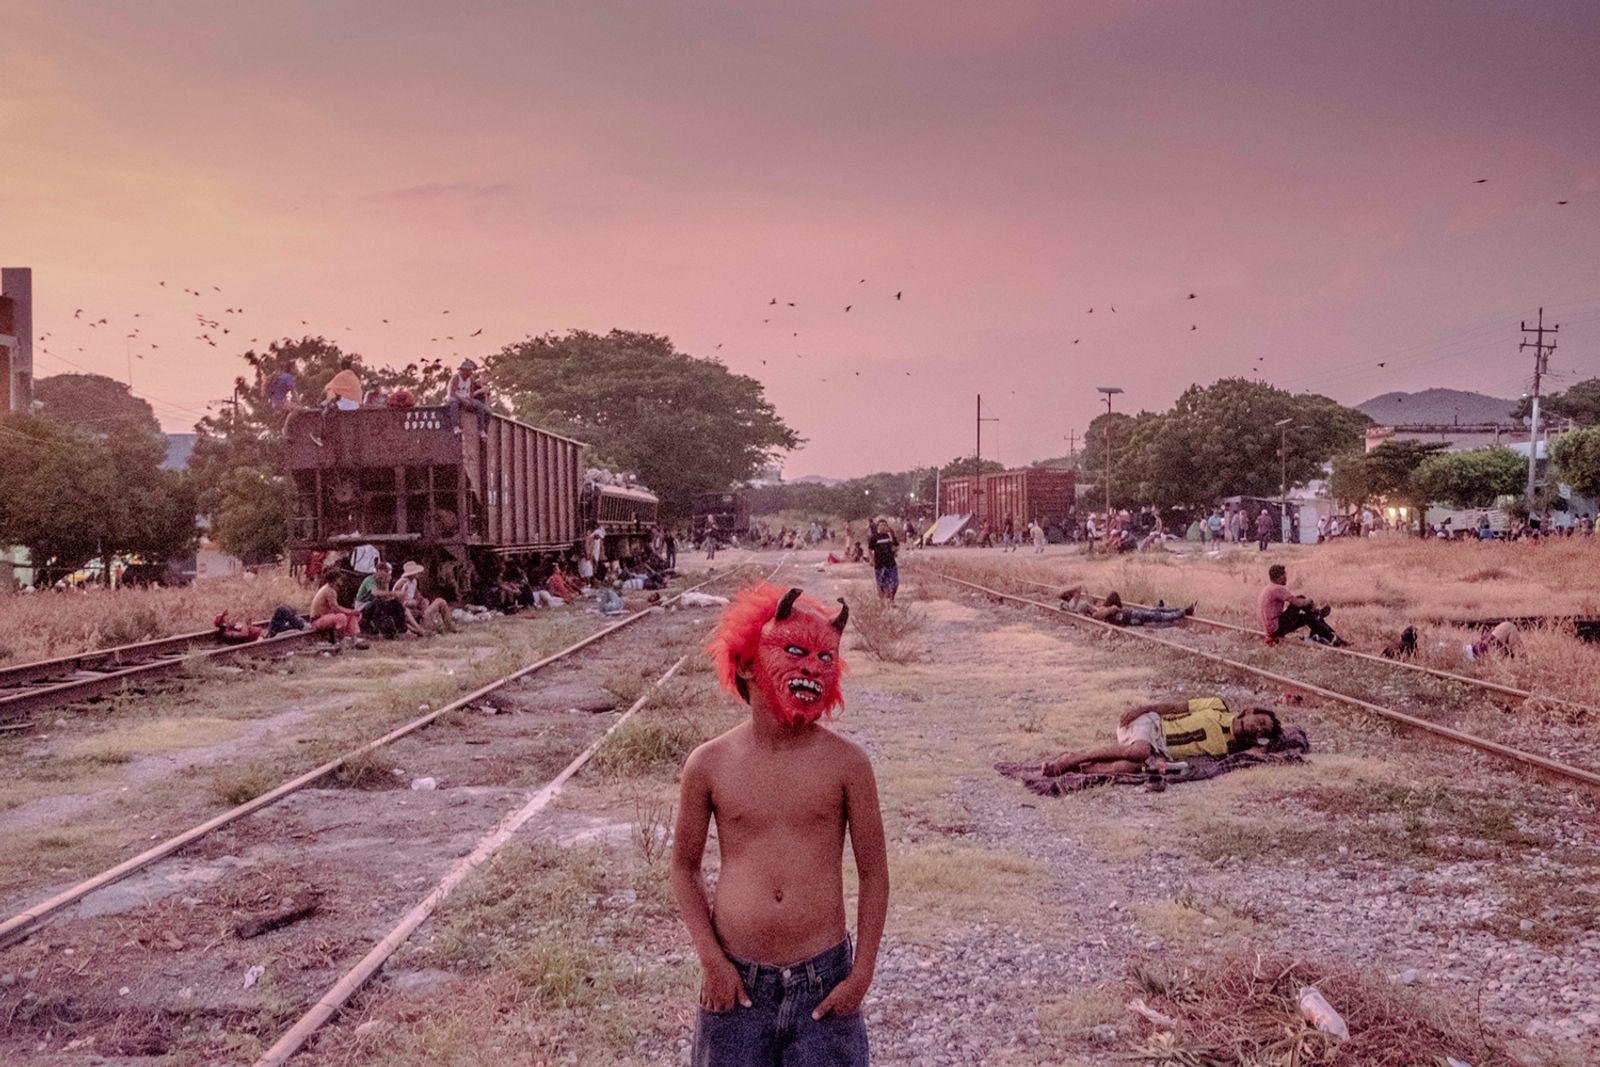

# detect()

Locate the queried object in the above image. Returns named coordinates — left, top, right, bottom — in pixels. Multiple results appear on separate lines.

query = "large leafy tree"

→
left=1513, top=378, right=1600, bottom=428
left=1330, top=440, right=1448, bottom=531
left=1411, top=447, right=1526, bottom=508
left=1, top=376, right=197, bottom=583
left=1552, top=426, right=1600, bottom=500
left=488, top=330, right=798, bottom=517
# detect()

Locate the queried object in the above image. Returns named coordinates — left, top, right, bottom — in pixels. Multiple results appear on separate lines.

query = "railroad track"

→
left=986, top=570, right=1600, bottom=719
left=0, top=558, right=769, bottom=959
left=0, top=623, right=333, bottom=726
left=925, top=568, right=1600, bottom=792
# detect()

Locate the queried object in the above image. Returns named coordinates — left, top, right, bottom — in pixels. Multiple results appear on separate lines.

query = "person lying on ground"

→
left=673, top=586, right=885, bottom=1065
left=213, top=611, right=263, bottom=645
left=1041, top=697, right=1283, bottom=777
left=1259, top=564, right=1345, bottom=646
left=1059, top=587, right=1195, bottom=626
left=1384, top=620, right=1520, bottom=662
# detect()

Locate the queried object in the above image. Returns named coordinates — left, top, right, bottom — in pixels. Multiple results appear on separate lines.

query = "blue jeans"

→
left=874, top=564, right=898, bottom=600
left=447, top=394, right=488, bottom=433
left=692, top=939, right=869, bottom=1067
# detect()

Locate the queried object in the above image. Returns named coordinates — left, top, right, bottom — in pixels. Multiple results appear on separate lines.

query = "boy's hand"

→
left=812, top=971, right=870, bottom=1019
left=699, top=956, right=751, bottom=1012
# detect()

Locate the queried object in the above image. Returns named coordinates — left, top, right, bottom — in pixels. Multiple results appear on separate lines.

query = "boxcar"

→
left=938, top=468, right=1075, bottom=534
left=285, top=405, right=656, bottom=588
left=691, top=490, right=750, bottom=544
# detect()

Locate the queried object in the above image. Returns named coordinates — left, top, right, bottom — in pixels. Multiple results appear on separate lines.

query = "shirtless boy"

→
left=673, top=585, right=888, bottom=1066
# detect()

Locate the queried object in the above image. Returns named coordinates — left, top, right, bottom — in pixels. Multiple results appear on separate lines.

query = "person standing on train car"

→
left=445, top=359, right=490, bottom=438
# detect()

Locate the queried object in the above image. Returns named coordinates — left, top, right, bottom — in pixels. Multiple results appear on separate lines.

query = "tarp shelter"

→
left=926, top=514, right=973, bottom=545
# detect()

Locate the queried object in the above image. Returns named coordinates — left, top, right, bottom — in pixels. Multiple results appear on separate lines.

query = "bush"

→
left=848, top=595, right=926, bottom=663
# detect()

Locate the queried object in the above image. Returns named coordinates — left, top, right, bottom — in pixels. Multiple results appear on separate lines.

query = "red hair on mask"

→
left=707, top=583, right=848, bottom=718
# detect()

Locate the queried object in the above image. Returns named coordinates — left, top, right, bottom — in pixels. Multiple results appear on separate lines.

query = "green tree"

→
left=0, top=413, right=116, bottom=582
left=488, top=330, right=798, bottom=517
left=1411, top=447, right=1526, bottom=508
left=210, top=467, right=295, bottom=565
left=1551, top=426, right=1600, bottom=500
left=1513, top=378, right=1600, bottom=428
left=1330, top=440, right=1448, bottom=532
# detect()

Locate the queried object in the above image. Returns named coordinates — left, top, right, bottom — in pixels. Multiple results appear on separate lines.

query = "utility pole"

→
left=1520, top=308, right=1559, bottom=507
left=1063, top=429, right=1078, bottom=465
left=1096, top=387, right=1123, bottom=516
left=975, top=394, right=999, bottom=524
left=1275, top=417, right=1293, bottom=544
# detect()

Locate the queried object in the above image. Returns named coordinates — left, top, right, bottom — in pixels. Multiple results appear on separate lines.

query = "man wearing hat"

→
left=445, top=359, right=490, bottom=437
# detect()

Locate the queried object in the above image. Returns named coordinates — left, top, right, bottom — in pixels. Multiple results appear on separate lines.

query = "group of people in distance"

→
left=263, top=356, right=491, bottom=445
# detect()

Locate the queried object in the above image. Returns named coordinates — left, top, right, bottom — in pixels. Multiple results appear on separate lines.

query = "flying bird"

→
left=1190, top=325, right=1198, bottom=331
left=1073, top=339, right=1080, bottom=344
left=159, top=281, right=166, bottom=287
left=760, top=359, right=766, bottom=365
left=786, top=302, right=795, bottom=307
left=1087, top=308, right=1093, bottom=313
left=894, top=291, right=902, bottom=300
left=1557, top=200, right=1569, bottom=205
left=855, top=371, right=861, bottom=377
left=470, top=328, right=483, bottom=337
left=382, top=318, right=389, bottom=323
left=442, top=310, right=450, bottom=314
left=213, top=286, right=221, bottom=292
left=715, top=343, right=723, bottom=349
left=859, top=279, right=866, bottom=284
left=845, top=305, right=852, bottom=312
left=1377, top=362, right=1386, bottom=367
left=1473, top=178, right=1487, bottom=184
left=74, top=308, right=83, bottom=318
left=769, top=298, right=777, bottom=305
left=1110, top=304, right=1116, bottom=313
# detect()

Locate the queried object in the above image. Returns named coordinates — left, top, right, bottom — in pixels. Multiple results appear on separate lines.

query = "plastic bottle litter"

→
left=409, top=777, right=438, bottom=791
left=1298, top=986, right=1349, bottom=1040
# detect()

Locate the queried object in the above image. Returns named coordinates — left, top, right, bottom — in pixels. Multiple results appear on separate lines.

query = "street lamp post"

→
left=1275, top=417, right=1293, bottom=545
left=1096, top=387, right=1124, bottom=517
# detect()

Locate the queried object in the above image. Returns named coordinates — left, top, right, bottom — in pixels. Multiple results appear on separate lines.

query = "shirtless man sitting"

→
left=673, top=586, right=887, bottom=1067
left=1042, top=697, right=1282, bottom=777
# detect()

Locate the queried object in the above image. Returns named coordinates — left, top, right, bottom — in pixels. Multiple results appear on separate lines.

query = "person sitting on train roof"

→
left=309, top=570, right=364, bottom=643
left=445, top=359, right=490, bottom=438
left=308, top=359, right=363, bottom=447
left=1041, top=698, right=1282, bottom=777
left=1259, top=564, right=1346, bottom=646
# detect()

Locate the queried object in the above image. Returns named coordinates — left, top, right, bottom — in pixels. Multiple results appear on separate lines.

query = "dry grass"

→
left=0, top=569, right=306, bottom=666
left=888, top=841, right=1050, bottom=934
left=1121, top=951, right=1531, bottom=1066
left=925, top=539, right=1600, bottom=708
left=847, top=595, right=928, bottom=663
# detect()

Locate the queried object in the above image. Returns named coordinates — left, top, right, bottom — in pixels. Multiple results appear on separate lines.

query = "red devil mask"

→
left=709, top=585, right=849, bottom=725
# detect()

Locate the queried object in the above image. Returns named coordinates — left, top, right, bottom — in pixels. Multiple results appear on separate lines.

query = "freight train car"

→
left=938, top=467, right=1075, bottom=535
left=691, top=490, right=750, bottom=546
left=285, top=406, right=656, bottom=592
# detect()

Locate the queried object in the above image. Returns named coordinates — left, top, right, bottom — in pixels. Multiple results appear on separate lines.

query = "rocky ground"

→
left=1, top=550, right=1595, bottom=1065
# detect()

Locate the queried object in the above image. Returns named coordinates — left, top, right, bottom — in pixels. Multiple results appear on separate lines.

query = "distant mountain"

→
left=1355, top=388, right=1517, bottom=426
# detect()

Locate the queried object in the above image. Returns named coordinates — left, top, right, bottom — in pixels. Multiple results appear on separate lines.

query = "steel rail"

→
left=254, top=651, right=694, bottom=1067
left=0, top=626, right=227, bottom=688
left=997, top=572, right=1600, bottom=717
left=0, top=560, right=762, bottom=951
left=929, top=570, right=1600, bottom=791
left=0, top=628, right=333, bottom=723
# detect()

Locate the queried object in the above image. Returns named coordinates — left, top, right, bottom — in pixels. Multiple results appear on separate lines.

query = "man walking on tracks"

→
left=866, top=518, right=899, bottom=601
left=674, top=585, right=886, bottom=1067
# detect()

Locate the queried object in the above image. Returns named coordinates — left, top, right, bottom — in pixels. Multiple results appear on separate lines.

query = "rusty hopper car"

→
left=938, top=468, right=1075, bottom=533
left=286, top=406, right=656, bottom=586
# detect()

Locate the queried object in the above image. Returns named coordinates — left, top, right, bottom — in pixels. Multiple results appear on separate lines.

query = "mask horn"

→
left=831, top=598, right=849, bottom=633
left=775, top=587, right=803, bottom=620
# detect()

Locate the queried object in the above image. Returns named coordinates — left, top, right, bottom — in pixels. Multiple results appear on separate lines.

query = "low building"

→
left=1364, top=422, right=1526, bottom=453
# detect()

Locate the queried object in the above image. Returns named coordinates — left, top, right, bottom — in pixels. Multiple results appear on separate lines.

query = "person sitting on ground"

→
left=547, top=561, right=581, bottom=602
left=310, top=571, right=364, bottom=642
left=393, top=561, right=452, bottom=633
left=354, top=562, right=394, bottom=611
left=1059, top=587, right=1194, bottom=626
left=1041, top=697, right=1283, bottom=777
left=1259, top=564, right=1344, bottom=646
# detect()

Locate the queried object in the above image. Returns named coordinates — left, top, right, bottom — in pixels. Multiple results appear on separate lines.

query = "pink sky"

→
left=5, top=1, right=1599, bottom=477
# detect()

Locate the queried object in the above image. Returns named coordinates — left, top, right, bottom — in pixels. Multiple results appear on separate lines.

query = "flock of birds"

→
left=27, top=174, right=1587, bottom=415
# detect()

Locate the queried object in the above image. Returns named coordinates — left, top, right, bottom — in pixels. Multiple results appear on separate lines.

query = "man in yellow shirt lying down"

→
left=1041, top=697, right=1281, bottom=777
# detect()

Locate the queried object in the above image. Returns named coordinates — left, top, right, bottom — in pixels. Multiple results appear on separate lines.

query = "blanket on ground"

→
left=997, top=726, right=1311, bottom=796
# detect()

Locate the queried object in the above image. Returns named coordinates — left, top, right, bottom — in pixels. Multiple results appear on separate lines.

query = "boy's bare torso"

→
left=699, top=722, right=856, bottom=966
